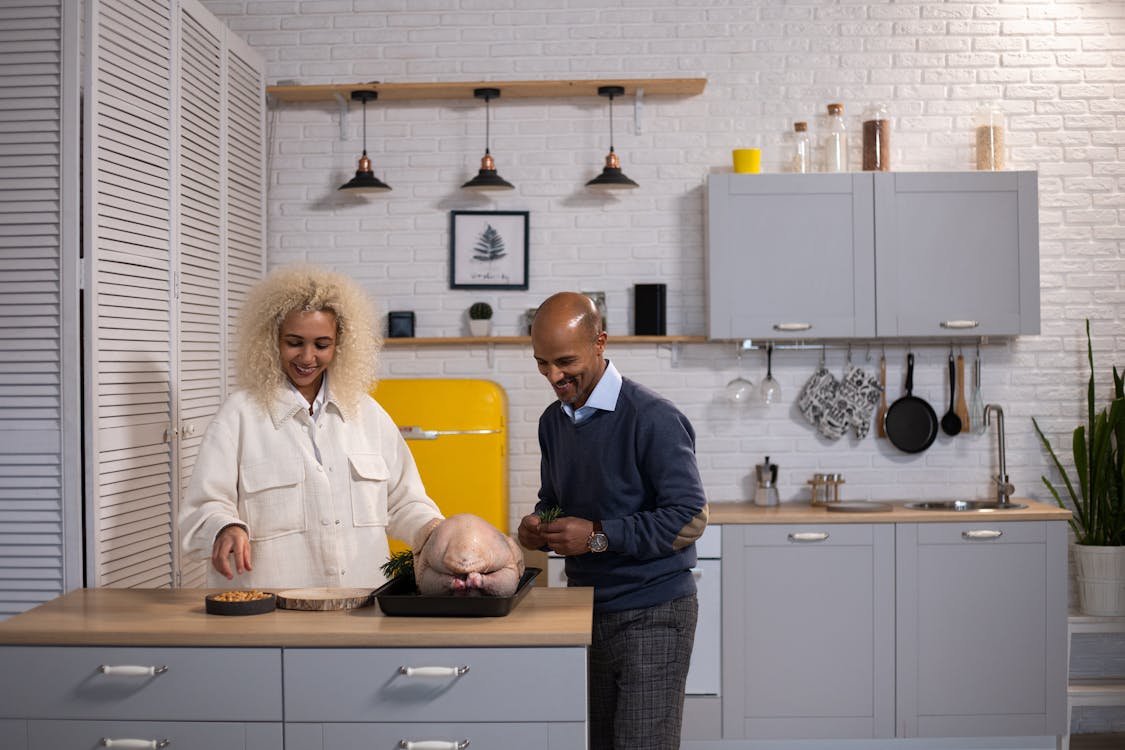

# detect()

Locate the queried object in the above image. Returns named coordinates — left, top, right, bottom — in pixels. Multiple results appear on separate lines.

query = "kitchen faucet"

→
left=983, top=404, right=1015, bottom=505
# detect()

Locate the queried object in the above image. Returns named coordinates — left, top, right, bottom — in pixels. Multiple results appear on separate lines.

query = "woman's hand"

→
left=211, top=524, right=252, bottom=579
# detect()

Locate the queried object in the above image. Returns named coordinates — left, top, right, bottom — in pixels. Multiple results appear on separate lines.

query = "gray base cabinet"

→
left=896, top=521, right=1068, bottom=738
left=721, top=524, right=896, bottom=739
left=719, top=520, right=1068, bottom=743
left=707, top=171, right=1039, bottom=340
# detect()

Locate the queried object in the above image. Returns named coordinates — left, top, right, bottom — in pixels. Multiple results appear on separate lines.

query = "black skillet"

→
left=884, top=353, right=938, bottom=453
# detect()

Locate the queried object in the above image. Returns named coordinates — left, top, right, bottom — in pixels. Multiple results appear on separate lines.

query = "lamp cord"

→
left=608, top=93, right=616, bottom=153
left=484, top=95, right=491, bottom=155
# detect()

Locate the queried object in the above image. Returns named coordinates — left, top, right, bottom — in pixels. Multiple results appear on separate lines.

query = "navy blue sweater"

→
left=536, top=377, right=709, bottom=612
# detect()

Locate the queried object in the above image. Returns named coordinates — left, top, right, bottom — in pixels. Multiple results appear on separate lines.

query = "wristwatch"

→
left=587, top=520, right=609, bottom=553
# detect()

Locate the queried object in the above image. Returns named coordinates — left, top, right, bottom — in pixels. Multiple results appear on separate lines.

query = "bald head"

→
left=532, top=292, right=602, bottom=341
left=530, top=292, right=607, bottom=408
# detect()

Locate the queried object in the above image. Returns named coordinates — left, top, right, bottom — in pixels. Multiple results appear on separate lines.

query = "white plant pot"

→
left=468, top=319, right=491, bottom=337
left=1073, top=544, right=1125, bottom=616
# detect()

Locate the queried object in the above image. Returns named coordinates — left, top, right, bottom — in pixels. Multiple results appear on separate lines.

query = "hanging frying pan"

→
left=884, top=353, right=938, bottom=453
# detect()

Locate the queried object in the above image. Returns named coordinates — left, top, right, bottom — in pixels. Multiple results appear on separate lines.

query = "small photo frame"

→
left=450, top=210, right=529, bottom=290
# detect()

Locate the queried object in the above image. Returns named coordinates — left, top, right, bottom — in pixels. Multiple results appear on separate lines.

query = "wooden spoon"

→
left=940, top=354, right=962, bottom=436
left=954, top=354, right=970, bottom=433
left=875, top=353, right=887, bottom=438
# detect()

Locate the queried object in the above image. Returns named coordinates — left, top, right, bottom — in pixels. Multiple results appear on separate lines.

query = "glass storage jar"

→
left=791, top=121, right=811, bottom=174
left=975, top=102, right=1005, bottom=171
left=822, top=103, right=847, bottom=172
left=862, top=103, right=890, bottom=171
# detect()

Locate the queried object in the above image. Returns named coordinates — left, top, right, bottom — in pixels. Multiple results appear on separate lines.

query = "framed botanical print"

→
left=449, top=210, right=529, bottom=290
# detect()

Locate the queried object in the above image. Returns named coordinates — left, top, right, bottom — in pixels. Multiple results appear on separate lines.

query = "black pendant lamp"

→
left=339, top=90, right=391, bottom=192
left=462, top=88, right=514, bottom=191
left=587, top=85, right=638, bottom=189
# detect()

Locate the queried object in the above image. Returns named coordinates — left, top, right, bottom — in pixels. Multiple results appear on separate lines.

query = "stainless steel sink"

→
left=904, top=500, right=1028, bottom=511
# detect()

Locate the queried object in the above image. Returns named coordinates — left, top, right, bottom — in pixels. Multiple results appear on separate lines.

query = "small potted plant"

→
left=467, top=301, right=493, bottom=337
left=1033, top=320, right=1125, bottom=615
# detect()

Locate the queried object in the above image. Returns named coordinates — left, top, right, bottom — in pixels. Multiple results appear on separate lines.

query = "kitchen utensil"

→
left=373, top=567, right=541, bottom=617
left=276, top=588, right=374, bottom=611
left=884, top=353, right=939, bottom=453
left=940, top=353, right=962, bottom=436
left=954, top=353, right=970, bottom=432
left=725, top=345, right=755, bottom=406
left=875, top=353, right=887, bottom=438
left=971, top=349, right=986, bottom=434
left=204, top=592, right=277, bottom=616
left=753, top=456, right=780, bottom=507
left=759, top=343, right=781, bottom=405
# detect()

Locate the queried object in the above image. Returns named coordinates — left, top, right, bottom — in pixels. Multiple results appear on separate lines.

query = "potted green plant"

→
left=467, top=301, right=493, bottom=337
left=1032, top=320, right=1125, bottom=615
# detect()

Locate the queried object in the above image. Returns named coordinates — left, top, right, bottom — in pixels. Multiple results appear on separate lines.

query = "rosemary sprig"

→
left=380, top=550, right=415, bottom=584
left=536, top=505, right=563, bottom=524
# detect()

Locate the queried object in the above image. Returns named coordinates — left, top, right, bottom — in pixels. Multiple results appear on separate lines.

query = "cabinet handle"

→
left=939, top=320, right=980, bottom=329
left=398, top=741, right=470, bottom=750
left=962, top=529, right=1003, bottom=540
left=773, top=322, right=812, bottom=332
left=99, top=739, right=171, bottom=749
left=787, top=531, right=829, bottom=543
left=398, top=665, right=470, bottom=678
left=97, top=665, right=168, bottom=677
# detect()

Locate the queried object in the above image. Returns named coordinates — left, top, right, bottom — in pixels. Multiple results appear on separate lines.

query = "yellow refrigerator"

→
left=371, top=379, right=508, bottom=553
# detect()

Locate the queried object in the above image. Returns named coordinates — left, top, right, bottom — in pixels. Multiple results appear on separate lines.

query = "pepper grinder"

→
left=753, top=456, right=780, bottom=507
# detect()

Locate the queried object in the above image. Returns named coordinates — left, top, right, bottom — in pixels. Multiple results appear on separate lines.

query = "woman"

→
left=180, top=264, right=443, bottom=588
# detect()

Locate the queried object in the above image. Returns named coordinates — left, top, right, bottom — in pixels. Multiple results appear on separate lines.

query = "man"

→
left=517, top=291, right=709, bottom=750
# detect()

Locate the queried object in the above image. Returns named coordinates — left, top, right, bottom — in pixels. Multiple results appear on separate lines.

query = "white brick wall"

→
left=205, top=0, right=1125, bottom=729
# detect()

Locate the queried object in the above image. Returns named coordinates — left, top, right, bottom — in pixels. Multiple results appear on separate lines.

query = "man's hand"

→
left=517, top=514, right=547, bottom=550
left=211, top=524, right=252, bottom=579
left=538, top=516, right=596, bottom=557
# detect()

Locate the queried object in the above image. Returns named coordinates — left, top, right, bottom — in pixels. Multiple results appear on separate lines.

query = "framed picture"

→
left=449, top=210, right=529, bottom=290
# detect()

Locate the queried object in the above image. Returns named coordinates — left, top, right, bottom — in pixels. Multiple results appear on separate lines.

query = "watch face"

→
left=588, top=532, right=609, bottom=553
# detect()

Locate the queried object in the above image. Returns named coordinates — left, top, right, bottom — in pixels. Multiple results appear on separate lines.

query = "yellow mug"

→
left=732, top=148, right=761, bottom=174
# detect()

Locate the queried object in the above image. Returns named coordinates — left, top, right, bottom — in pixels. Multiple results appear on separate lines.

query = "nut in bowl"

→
left=205, top=589, right=277, bottom=616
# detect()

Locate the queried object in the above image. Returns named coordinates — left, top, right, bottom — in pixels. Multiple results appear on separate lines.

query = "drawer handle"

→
left=939, top=320, right=980, bottom=329
left=788, top=532, right=829, bottom=543
left=773, top=322, right=812, bottom=332
left=100, top=739, right=171, bottom=749
left=98, top=665, right=168, bottom=677
left=962, top=529, right=1003, bottom=540
left=398, top=665, right=470, bottom=678
left=398, top=741, right=470, bottom=750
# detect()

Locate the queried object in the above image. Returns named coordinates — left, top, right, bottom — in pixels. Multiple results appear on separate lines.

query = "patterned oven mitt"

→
left=798, top=365, right=840, bottom=437
left=823, top=363, right=884, bottom=439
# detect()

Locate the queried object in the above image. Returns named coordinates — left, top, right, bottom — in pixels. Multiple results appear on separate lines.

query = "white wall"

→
left=202, top=0, right=1124, bottom=731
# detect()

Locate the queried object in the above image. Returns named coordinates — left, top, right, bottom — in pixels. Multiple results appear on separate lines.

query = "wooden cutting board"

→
left=276, top=588, right=375, bottom=611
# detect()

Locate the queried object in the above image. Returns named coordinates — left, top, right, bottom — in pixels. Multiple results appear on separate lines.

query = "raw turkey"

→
left=414, top=513, right=525, bottom=597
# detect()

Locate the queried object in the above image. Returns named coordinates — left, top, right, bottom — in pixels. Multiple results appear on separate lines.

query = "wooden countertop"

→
left=708, top=497, right=1071, bottom=524
left=0, top=586, right=593, bottom=649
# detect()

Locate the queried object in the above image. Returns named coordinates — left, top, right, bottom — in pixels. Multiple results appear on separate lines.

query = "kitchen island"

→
left=0, top=586, right=592, bottom=750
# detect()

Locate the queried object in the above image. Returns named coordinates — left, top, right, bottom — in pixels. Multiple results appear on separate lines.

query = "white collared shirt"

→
left=562, top=359, right=622, bottom=424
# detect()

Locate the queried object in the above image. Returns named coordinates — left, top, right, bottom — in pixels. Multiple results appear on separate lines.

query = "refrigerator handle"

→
left=398, top=426, right=502, bottom=441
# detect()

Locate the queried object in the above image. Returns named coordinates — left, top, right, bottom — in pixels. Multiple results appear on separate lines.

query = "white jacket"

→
left=180, top=388, right=442, bottom=589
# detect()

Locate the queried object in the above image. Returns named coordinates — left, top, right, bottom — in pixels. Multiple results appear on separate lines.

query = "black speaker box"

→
left=387, top=311, right=415, bottom=338
left=633, top=284, right=667, bottom=335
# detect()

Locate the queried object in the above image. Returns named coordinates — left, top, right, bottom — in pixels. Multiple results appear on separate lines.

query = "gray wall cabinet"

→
left=706, top=171, right=1039, bottom=340
left=719, top=520, right=1067, bottom=742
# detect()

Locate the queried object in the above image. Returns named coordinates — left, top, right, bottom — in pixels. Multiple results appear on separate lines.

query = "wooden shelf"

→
left=266, top=77, right=707, bottom=103
left=383, top=335, right=707, bottom=347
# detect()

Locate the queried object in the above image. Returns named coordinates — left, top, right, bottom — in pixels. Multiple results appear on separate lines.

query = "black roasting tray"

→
left=373, top=567, right=541, bottom=617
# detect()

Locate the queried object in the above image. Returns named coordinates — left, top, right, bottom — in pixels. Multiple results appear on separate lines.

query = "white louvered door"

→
left=85, top=0, right=263, bottom=589
left=0, top=0, right=82, bottom=616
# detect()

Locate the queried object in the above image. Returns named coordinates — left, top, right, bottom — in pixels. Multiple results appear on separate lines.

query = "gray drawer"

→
left=0, top=646, right=282, bottom=721
left=742, top=523, right=874, bottom=547
left=29, top=720, right=283, bottom=750
left=915, top=520, right=1045, bottom=545
left=283, top=647, right=586, bottom=723
left=287, top=721, right=586, bottom=750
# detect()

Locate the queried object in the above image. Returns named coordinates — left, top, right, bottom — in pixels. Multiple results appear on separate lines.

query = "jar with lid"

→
left=822, top=103, right=847, bottom=172
left=975, top=102, right=1005, bottom=170
left=861, top=103, right=890, bottom=171
left=791, top=121, right=811, bottom=174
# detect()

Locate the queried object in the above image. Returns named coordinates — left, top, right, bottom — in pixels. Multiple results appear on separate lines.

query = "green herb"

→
left=536, top=505, right=562, bottom=524
left=380, top=550, right=416, bottom=584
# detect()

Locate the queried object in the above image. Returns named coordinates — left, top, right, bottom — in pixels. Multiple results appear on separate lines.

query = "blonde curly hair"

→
left=237, top=264, right=381, bottom=415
